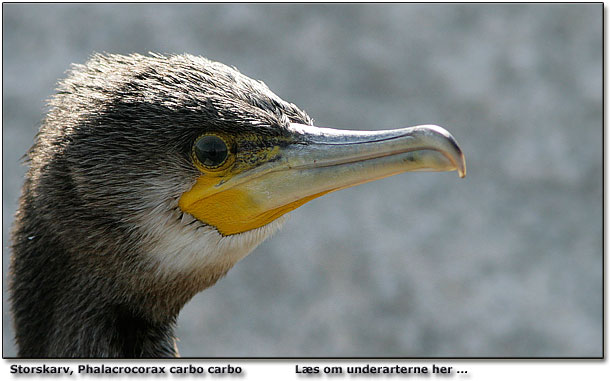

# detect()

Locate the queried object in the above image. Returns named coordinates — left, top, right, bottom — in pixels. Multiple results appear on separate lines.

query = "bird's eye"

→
left=193, top=135, right=229, bottom=169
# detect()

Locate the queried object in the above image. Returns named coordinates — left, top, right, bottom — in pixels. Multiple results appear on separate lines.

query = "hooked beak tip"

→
left=458, top=153, right=467, bottom=178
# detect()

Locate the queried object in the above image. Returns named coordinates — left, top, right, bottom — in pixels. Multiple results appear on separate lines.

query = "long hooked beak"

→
left=179, top=123, right=466, bottom=236
left=286, top=123, right=466, bottom=178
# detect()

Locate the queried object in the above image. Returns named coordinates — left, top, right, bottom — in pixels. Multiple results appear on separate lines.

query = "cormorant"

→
left=10, top=53, right=466, bottom=358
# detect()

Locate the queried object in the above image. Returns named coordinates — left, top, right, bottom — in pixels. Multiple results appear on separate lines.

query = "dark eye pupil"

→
left=194, top=135, right=228, bottom=167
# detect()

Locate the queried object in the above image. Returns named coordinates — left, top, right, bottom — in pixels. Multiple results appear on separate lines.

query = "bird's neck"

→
left=44, top=304, right=180, bottom=358
left=10, top=172, right=238, bottom=358
left=11, top=239, right=181, bottom=357
left=10, top=199, right=186, bottom=357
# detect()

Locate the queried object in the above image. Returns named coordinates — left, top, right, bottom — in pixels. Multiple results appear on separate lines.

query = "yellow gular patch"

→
left=179, top=175, right=331, bottom=236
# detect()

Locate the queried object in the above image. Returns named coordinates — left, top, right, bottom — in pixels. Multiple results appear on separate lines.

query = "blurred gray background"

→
left=2, top=4, right=602, bottom=357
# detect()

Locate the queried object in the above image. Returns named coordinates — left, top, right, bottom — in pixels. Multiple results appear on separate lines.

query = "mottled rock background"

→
left=2, top=4, right=602, bottom=357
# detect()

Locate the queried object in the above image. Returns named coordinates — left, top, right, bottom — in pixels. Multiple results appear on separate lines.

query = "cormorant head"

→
left=25, top=53, right=465, bottom=316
